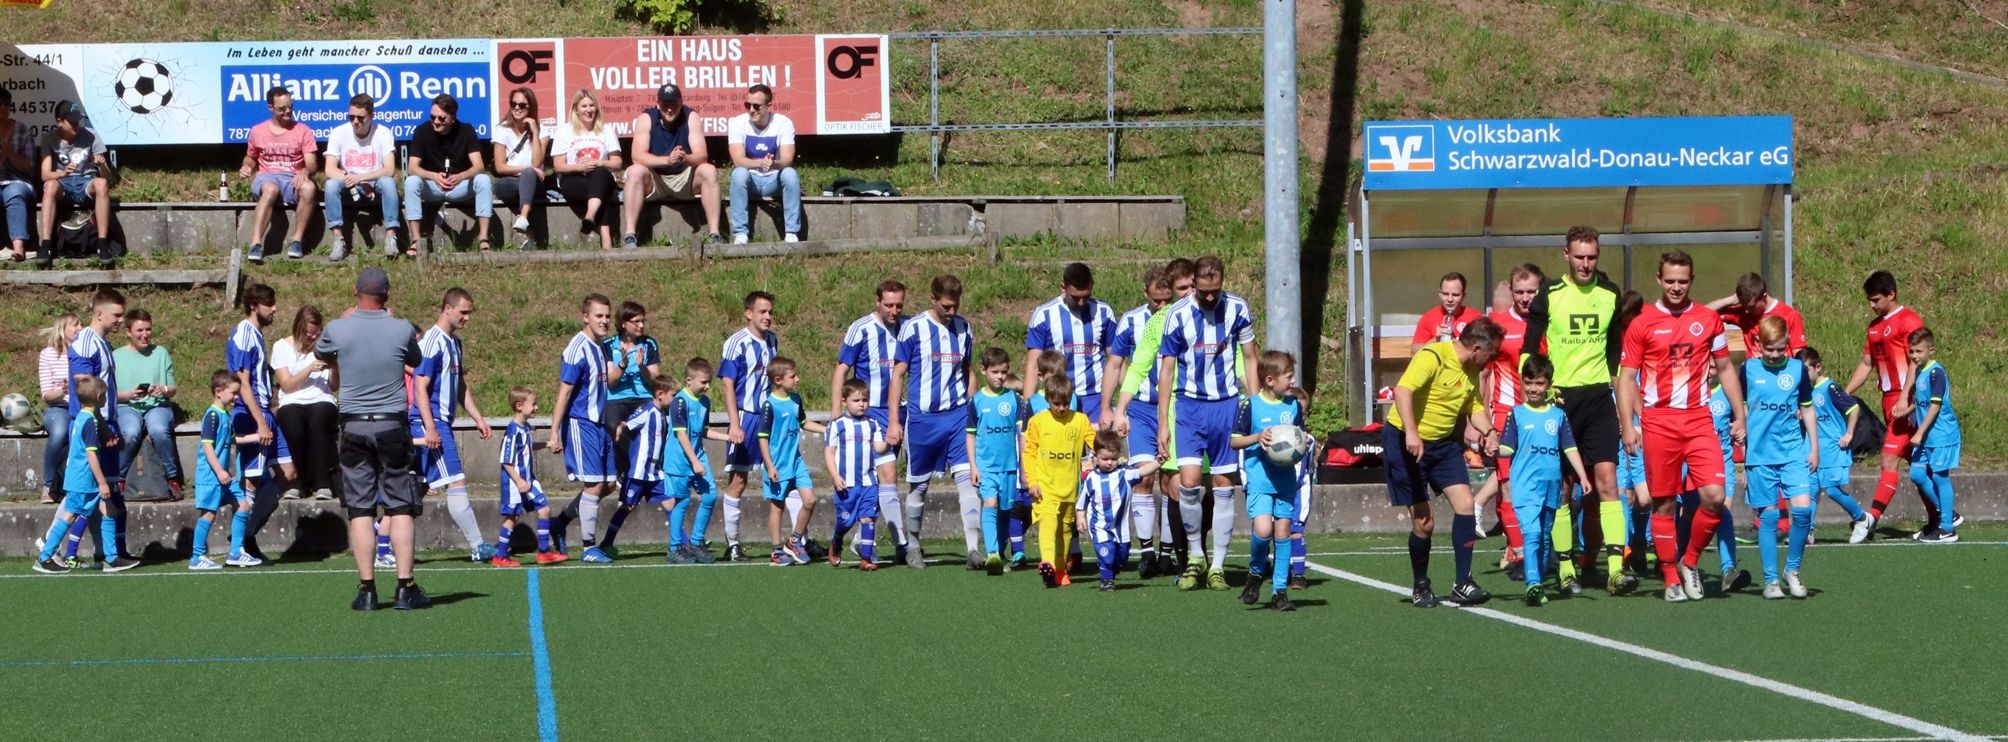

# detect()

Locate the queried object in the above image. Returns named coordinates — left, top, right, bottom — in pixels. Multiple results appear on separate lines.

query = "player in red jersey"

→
left=1706, top=272, right=1806, bottom=357
left=1843, top=270, right=1936, bottom=535
left=1474, top=264, right=1545, bottom=579
left=1412, top=272, right=1482, bottom=345
left=1618, top=251, right=1745, bottom=603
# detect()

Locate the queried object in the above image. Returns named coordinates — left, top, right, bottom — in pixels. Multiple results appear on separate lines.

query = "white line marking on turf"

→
left=1303, top=560, right=1989, bottom=742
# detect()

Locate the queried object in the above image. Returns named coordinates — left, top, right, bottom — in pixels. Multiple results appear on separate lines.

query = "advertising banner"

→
left=554, top=34, right=888, bottom=136
left=0, top=44, right=84, bottom=144
left=1362, top=116, right=1793, bottom=191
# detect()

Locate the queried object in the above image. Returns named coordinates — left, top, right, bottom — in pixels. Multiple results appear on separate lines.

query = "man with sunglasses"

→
left=622, top=84, right=723, bottom=249
left=726, top=84, right=800, bottom=244
left=240, top=87, right=319, bottom=263
left=322, top=94, right=399, bottom=261
left=403, top=94, right=494, bottom=256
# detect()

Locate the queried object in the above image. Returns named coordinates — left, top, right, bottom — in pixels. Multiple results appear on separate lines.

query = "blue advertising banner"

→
left=1361, top=116, right=1793, bottom=191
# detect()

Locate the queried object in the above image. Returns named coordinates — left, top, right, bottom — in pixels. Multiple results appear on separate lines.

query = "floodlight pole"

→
left=1262, top=0, right=1301, bottom=362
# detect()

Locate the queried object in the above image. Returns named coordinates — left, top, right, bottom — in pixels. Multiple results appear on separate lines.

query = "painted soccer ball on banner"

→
left=0, top=394, right=32, bottom=424
left=114, top=59, right=174, bottom=115
left=1261, top=425, right=1309, bottom=466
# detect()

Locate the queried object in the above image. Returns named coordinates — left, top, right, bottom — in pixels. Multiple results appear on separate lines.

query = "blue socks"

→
left=98, top=508, right=119, bottom=560
left=981, top=504, right=999, bottom=555
left=601, top=504, right=634, bottom=548
left=1289, top=529, right=1306, bottom=579
left=1786, top=505, right=1813, bottom=573
left=691, top=489, right=718, bottom=546
left=230, top=509, right=250, bottom=557
left=1249, top=534, right=1272, bottom=579
left=1757, top=507, right=1781, bottom=583
left=859, top=521, right=876, bottom=563
left=1095, top=540, right=1117, bottom=580
left=1452, top=513, right=1477, bottom=584
left=1820, top=485, right=1866, bottom=522
left=669, top=497, right=692, bottom=547
left=39, top=516, right=66, bottom=561
left=536, top=517, right=552, bottom=552
left=1517, top=504, right=1548, bottom=587
left=193, top=516, right=214, bottom=558
left=1933, top=471, right=1956, bottom=532
left=1008, top=506, right=1027, bottom=556
left=662, top=507, right=678, bottom=547
left=375, top=529, right=391, bottom=561
left=1715, top=507, right=1738, bottom=573
left=1270, top=536, right=1290, bottom=594
left=496, top=524, right=514, bottom=557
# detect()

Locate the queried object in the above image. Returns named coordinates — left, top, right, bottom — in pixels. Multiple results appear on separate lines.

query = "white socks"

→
left=877, top=483, right=907, bottom=547
left=955, top=471, right=981, bottom=553
left=1209, top=487, right=1236, bottom=571
left=904, top=482, right=929, bottom=546
left=785, top=492, right=803, bottom=534
left=577, top=490, right=601, bottom=544
left=444, top=484, right=483, bottom=550
left=723, top=494, right=742, bottom=544
left=1178, top=486, right=1205, bottom=557
left=1130, top=479, right=1157, bottom=548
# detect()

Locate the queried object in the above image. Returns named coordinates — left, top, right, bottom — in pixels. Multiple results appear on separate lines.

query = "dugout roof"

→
left=1344, top=116, right=1794, bottom=425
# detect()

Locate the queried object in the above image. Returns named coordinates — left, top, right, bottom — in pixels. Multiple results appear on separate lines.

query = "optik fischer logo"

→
left=1367, top=125, right=1435, bottom=172
left=348, top=65, right=392, bottom=107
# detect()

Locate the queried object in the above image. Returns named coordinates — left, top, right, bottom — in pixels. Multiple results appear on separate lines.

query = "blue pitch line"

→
left=527, top=569, right=559, bottom=742
left=0, top=650, right=526, bottom=669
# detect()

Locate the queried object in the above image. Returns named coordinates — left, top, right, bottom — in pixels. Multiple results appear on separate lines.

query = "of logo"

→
left=1366, top=125, right=1435, bottom=172
left=826, top=45, right=879, bottom=79
left=348, top=65, right=392, bottom=107
left=501, top=49, right=553, bottom=84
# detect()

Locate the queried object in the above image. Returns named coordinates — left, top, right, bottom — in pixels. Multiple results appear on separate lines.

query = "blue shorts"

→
left=232, top=408, right=292, bottom=479
left=499, top=481, right=548, bottom=517
left=193, top=481, right=241, bottom=512
left=1816, top=466, right=1851, bottom=490
left=724, top=410, right=764, bottom=473
left=563, top=418, right=615, bottom=483
left=1515, top=477, right=1563, bottom=511
left=904, top=407, right=971, bottom=482
left=1617, top=447, right=1648, bottom=493
left=60, top=488, right=101, bottom=516
left=622, top=478, right=672, bottom=506
left=1914, top=443, right=1960, bottom=472
left=1245, top=491, right=1297, bottom=521
left=1126, top=400, right=1160, bottom=468
left=252, top=171, right=299, bottom=206
left=763, top=470, right=814, bottom=502
left=1173, top=397, right=1239, bottom=475
left=1743, top=460, right=1812, bottom=507
left=422, top=432, right=466, bottom=488
left=665, top=473, right=714, bottom=501
left=1076, top=393, right=1103, bottom=426
left=1382, top=424, right=1469, bottom=507
left=57, top=174, right=95, bottom=206
left=977, top=469, right=1016, bottom=505
left=834, top=485, right=879, bottom=530
left=867, top=407, right=896, bottom=467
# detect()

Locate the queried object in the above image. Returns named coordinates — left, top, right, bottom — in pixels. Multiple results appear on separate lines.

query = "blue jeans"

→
left=117, top=405, right=181, bottom=482
left=41, top=405, right=69, bottom=490
left=0, top=180, right=32, bottom=243
left=402, top=173, right=494, bottom=222
left=323, top=176, right=399, bottom=231
left=729, top=167, right=801, bottom=236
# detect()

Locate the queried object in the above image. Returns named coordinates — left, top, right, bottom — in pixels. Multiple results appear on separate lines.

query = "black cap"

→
left=656, top=84, right=682, bottom=110
left=355, top=266, right=390, bottom=296
left=55, top=100, right=84, bottom=125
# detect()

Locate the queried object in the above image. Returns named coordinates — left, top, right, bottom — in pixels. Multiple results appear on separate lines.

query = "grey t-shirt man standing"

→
left=316, top=266, right=426, bottom=611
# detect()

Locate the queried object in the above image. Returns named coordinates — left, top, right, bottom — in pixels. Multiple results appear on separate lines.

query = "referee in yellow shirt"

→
left=1025, top=373, right=1094, bottom=587
left=1384, top=318, right=1502, bottom=608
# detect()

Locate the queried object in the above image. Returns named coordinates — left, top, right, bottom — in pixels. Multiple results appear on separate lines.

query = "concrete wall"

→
left=105, top=196, right=1185, bottom=254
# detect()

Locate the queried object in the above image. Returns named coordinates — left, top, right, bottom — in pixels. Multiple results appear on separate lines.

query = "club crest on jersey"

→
left=995, top=400, right=1013, bottom=415
left=1688, top=321, right=1706, bottom=337
left=1543, top=419, right=1560, bottom=436
left=1777, top=372, right=1796, bottom=389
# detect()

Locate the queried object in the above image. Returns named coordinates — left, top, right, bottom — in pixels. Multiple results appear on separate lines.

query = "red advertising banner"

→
left=548, top=34, right=889, bottom=137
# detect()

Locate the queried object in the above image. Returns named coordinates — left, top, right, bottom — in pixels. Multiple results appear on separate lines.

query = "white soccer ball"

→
left=0, top=393, right=32, bottom=424
left=114, top=59, right=174, bottom=115
left=1260, top=424, right=1309, bottom=466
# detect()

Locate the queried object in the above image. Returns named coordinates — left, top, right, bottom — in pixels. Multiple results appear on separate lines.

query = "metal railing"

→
left=887, top=28, right=1264, bottom=181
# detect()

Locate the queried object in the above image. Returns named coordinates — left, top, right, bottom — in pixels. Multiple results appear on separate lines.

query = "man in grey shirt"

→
left=316, top=266, right=427, bottom=611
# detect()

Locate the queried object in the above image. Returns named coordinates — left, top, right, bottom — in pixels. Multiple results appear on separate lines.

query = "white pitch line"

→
left=1302, top=559, right=1988, bottom=742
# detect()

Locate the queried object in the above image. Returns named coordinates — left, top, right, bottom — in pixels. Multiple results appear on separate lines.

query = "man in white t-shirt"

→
left=726, top=84, right=800, bottom=244
left=322, top=95, right=399, bottom=262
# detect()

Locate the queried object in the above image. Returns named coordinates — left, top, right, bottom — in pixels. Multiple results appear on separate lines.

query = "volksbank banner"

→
left=1362, top=116, right=1792, bottom=191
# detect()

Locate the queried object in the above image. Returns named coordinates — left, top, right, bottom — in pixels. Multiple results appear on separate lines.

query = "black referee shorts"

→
left=1556, top=384, right=1620, bottom=467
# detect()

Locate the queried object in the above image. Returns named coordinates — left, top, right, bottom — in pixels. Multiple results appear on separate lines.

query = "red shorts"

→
left=1642, top=409, right=1724, bottom=498
left=1880, top=391, right=1917, bottom=455
left=1491, top=406, right=1512, bottom=481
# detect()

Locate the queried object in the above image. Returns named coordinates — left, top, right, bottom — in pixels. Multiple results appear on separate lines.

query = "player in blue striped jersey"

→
left=1904, top=328, right=1961, bottom=543
left=1739, top=316, right=1819, bottom=598
left=832, top=280, right=910, bottom=560
left=1076, top=432, right=1134, bottom=592
left=1156, top=256, right=1259, bottom=591
left=1794, top=347, right=1874, bottom=544
left=1024, top=262, right=1117, bottom=425
left=889, top=275, right=978, bottom=569
left=967, top=348, right=1026, bottom=574
left=666, top=358, right=729, bottom=564
left=589, top=374, right=681, bottom=562
left=1286, top=385, right=1317, bottom=590
left=826, top=379, right=891, bottom=570
left=1232, top=351, right=1304, bottom=610
left=413, top=288, right=497, bottom=562
left=62, top=289, right=135, bottom=568
left=547, top=294, right=615, bottom=557
left=1104, top=267, right=1176, bottom=578
left=1496, top=356, right=1591, bottom=606
left=758, top=357, right=825, bottom=565
left=718, top=290, right=778, bottom=563
left=492, top=387, right=565, bottom=567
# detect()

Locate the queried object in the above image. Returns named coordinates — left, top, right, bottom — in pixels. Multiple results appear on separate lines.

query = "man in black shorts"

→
left=1521, top=226, right=1636, bottom=595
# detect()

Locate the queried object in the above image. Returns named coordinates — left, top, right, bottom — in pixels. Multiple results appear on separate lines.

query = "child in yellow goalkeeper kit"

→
left=1023, top=372, right=1093, bottom=588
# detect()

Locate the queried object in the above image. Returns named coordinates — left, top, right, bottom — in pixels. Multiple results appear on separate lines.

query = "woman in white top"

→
left=271, top=305, right=340, bottom=500
left=492, top=86, right=547, bottom=249
left=36, top=312, right=79, bottom=503
left=550, top=88, right=624, bottom=250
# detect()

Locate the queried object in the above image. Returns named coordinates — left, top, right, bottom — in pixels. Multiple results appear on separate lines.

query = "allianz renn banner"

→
left=0, top=34, right=888, bottom=146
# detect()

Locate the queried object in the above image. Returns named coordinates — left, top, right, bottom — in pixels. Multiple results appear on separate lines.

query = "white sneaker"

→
left=1952, top=514, right=1966, bottom=529
left=732, top=233, right=750, bottom=245
left=1664, top=584, right=1689, bottom=603
left=1849, top=515, right=1875, bottom=544
left=1762, top=580, right=1785, bottom=600
left=375, top=553, right=397, bottom=569
left=512, top=215, right=531, bottom=234
left=281, top=488, right=301, bottom=500
left=1784, top=570, right=1807, bottom=598
left=1677, top=563, right=1705, bottom=600
left=313, top=489, right=334, bottom=500
left=189, top=556, right=222, bottom=571
left=225, top=552, right=263, bottom=568
left=383, top=233, right=401, bottom=258
left=783, top=233, right=800, bottom=243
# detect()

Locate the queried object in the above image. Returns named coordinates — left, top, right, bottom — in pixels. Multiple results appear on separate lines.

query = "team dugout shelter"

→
left=1343, top=115, right=1795, bottom=425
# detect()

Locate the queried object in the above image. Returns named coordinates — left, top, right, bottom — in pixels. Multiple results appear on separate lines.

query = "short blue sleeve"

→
left=894, top=330, right=919, bottom=365
left=79, top=416, right=99, bottom=449
left=643, top=338, right=661, bottom=367
left=559, top=353, right=587, bottom=386
left=668, top=400, right=691, bottom=431
left=1796, top=371, right=1814, bottom=407
left=1095, top=310, right=1117, bottom=349
left=1499, top=410, right=1520, bottom=452
left=201, top=410, right=221, bottom=442
left=1159, top=315, right=1188, bottom=358
left=1827, top=384, right=1856, bottom=414
left=757, top=400, right=776, bottom=438
left=1557, top=415, right=1577, bottom=450
left=1025, top=313, right=1053, bottom=351
left=1928, top=367, right=1948, bottom=401
left=837, top=333, right=864, bottom=367
left=1109, top=322, right=1136, bottom=359
left=1233, top=398, right=1253, bottom=437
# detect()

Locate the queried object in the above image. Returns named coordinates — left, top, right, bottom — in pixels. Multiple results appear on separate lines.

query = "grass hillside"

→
left=4, top=0, right=2006, bottom=462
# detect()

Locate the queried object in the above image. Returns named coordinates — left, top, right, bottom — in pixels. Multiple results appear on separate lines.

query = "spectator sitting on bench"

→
left=492, top=86, right=547, bottom=250
left=240, top=86, right=319, bottom=264
left=36, top=101, right=112, bottom=268
left=551, top=88, right=623, bottom=251
left=323, top=93, right=399, bottom=262
left=727, top=83, right=801, bottom=244
left=403, top=93, right=494, bottom=255
left=113, top=308, right=182, bottom=500
left=621, top=84, right=723, bottom=249
left=0, top=88, right=36, bottom=263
